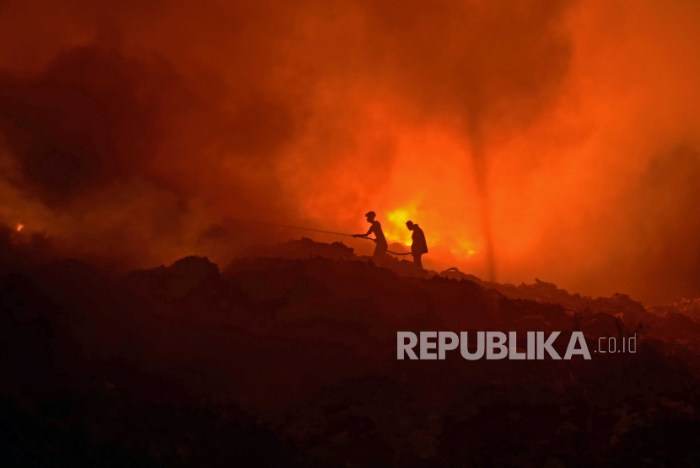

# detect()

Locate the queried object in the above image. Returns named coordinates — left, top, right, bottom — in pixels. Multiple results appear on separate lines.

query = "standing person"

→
left=353, top=211, right=388, bottom=258
left=405, top=220, right=428, bottom=268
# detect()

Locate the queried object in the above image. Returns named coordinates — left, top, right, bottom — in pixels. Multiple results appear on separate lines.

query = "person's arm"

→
left=353, top=224, right=374, bottom=238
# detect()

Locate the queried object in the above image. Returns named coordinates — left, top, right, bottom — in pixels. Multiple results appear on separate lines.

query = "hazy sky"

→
left=1, top=0, right=699, bottom=303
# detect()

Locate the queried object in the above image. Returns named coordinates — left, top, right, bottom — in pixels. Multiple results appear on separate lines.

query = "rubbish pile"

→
left=1, top=235, right=700, bottom=465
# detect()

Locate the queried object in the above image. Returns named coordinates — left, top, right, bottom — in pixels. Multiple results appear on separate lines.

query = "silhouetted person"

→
left=406, top=220, right=428, bottom=268
left=353, top=211, right=387, bottom=258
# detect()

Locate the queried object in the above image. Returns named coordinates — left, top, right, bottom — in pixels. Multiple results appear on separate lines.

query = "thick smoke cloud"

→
left=1, top=0, right=699, bottom=302
left=0, top=45, right=171, bottom=204
left=358, top=0, right=573, bottom=280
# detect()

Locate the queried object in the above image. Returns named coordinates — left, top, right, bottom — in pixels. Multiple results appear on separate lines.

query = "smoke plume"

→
left=1, top=0, right=700, bottom=302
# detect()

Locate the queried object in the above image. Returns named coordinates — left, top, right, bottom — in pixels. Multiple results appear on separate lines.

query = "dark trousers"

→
left=374, top=242, right=388, bottom=258
left=412, top=254, right=423, bottom=268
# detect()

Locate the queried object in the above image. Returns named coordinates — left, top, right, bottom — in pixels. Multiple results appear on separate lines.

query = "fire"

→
left=385, top=207, right=416, bottom=246
left=15, top=223, right=24, bottom=233
left=383, top=206, right=478, bottom=265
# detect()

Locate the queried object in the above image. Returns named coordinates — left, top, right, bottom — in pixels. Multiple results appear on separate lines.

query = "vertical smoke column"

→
left=469, top=130, right=497, bottom=281
left=444, top=1, right=575, bottom=283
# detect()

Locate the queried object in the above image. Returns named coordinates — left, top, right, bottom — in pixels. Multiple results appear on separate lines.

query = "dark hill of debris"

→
left=1, top=234, right=700, bottom=465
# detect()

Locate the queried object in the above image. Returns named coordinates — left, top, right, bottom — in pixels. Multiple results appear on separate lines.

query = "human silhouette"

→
left=353, top=211, right=388, bottom=258
left=405, top=220, right=428, bottom=268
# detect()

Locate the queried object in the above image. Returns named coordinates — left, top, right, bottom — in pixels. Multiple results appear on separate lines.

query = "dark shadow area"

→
left=2, top=227, right=700, bottom=466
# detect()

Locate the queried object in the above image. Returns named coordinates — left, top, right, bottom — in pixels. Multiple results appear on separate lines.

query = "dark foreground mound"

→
left=2, top=235, right=700, bottom=466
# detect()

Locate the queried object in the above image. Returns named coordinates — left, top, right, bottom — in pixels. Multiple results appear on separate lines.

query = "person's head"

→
left=365, top=211, right=376, bottom=222
left=406, top=220, right=414, bottom=230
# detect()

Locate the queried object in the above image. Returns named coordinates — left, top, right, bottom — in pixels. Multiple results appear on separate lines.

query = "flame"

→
left=385, top=206, right=416, bottom=246
left=382, top=203, right=478, bottom=263
left=15, top=223, right=24, bottom=233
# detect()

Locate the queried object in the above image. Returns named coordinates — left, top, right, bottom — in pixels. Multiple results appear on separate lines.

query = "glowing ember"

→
left=15, top=223, right=24, bottom=232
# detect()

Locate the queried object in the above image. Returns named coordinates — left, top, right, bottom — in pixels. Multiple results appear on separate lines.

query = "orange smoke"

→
left=1, top=1, right=700, bottom=303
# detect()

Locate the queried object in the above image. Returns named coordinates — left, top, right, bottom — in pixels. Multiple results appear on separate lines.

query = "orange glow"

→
left=15, top=223, right=24, bottom=232
left=450, top=239, right=477, bottom=259
left=1, top=1, right=700, bottom=302
left=385, top=207, right=415, bottom=246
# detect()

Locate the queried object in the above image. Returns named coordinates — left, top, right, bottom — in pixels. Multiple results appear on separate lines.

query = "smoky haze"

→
left=0, top=0, right=699, bottom=303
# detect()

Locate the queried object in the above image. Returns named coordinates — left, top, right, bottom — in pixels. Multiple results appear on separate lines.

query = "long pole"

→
left=227, top=218, right=355, bottom=238
left=227, top=218, right=412, bottom=255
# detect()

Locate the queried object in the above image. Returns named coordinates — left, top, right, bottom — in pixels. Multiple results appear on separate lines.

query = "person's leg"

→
left=414, top=254, right=422, bottom=268
left=374, top=242, right=388, bottom=258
